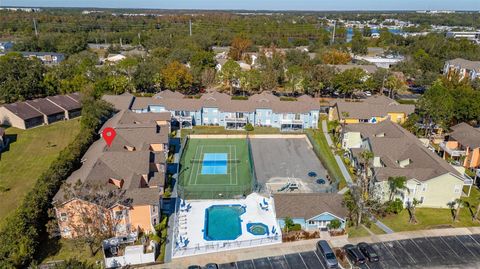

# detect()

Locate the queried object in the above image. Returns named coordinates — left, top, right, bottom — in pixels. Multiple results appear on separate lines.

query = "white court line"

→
left=188, top=143, right=200, bottom=186
left=193, top=145, right=205, bottom=185
left=234, top=144, right=238, bottom=185
left=228, top=145, right=233, bottom=185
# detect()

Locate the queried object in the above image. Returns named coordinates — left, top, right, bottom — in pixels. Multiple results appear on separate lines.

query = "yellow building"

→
left=329, top=95, right=415, bottom=125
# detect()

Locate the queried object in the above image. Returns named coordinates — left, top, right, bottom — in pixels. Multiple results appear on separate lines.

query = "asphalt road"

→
left=218, top=234, right=480, bottom=269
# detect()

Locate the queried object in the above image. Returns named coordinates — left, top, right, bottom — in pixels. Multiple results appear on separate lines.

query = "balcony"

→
left=174, top=115, right=193, bottom=122
left=280, top=119, right=303, bottom=124
left=439, top=142, right=466, bottom=157
left=224, top=116, right=247, bottom=123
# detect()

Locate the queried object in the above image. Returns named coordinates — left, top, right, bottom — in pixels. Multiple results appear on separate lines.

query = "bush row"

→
left=0, top=98, right=114, bottom=268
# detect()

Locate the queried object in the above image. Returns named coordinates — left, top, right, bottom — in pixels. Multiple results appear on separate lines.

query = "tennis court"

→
left=179, top=138, right=254, bottom=199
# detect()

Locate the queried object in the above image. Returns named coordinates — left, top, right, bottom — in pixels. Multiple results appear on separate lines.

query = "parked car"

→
left=205, top=263, right=219, bottom=269
left=344, top=244, right=366, bottom=265
left=316, top=240, right=338, bottom=268
left=364, top=91, right=372, bottom=97
left=187, top=266, right=202, bottom=269
left=358, top=242, right=380, bottom=262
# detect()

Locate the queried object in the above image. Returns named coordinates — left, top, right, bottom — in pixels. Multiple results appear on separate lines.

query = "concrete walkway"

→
left=374, top=218, right=395, bottom=234
left=147, top=227, right=480, bottom=268
left=321, top=120, right=353, bottom=186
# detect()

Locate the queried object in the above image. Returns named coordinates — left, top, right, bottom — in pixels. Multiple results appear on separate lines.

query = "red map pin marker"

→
left=102, top=127, right=116, bottom=147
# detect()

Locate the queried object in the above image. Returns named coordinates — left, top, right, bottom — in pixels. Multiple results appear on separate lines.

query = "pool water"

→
left=247, top=223, right=269, bottom=236
left=204, top=205, right=245, bottom=240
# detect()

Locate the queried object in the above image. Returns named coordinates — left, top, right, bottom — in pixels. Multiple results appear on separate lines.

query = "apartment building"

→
left=444, top=58, right=480, bottom=81
left=440, top=122, right=480, bottom=170
left=52, top=110, right=171, bottom=238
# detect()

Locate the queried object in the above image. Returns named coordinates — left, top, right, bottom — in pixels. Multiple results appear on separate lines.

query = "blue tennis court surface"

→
left=201, top=153, right=228, bottom=175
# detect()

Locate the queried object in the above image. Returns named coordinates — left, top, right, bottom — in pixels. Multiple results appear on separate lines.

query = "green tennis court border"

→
left=178, top=137, right=254, bottom=199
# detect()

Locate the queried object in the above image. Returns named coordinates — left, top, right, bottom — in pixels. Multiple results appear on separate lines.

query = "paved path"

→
left=321, top=120, right=353, bottom=186
left=374, top=219, right=395, bottom=234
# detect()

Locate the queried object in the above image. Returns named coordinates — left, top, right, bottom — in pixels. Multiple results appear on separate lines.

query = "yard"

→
left=180, top=125, right=280, bottom=137
left=0, top=119, right=81, bottom=222
left=347, top=226, right=371, bottom=238
left=36, top=238, right=103, bottom=265
left=380, top=187, right=480, bottom=232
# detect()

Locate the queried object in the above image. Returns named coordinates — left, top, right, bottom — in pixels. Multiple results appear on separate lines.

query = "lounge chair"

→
left=262, top=198, right=269, bottom=206
left=183, top=239, right=190, bottom=247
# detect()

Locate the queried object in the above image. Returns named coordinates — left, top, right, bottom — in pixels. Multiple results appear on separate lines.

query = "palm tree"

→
left=406, top=198, right=419, bottom=224
left=359, top=150, right=374, bottom=200
left=474, top=199, right=480, bottom=221
left=387, top=176, right=408, bottom=201
left=452, top=198, right=467, bottom=222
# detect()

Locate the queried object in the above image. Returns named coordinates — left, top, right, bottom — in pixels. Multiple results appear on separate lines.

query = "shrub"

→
left=385, top=198, right=404, bottom=215
left=245, top=123, right=254, bottom=132
left=327, top=219, right=342, bottom=230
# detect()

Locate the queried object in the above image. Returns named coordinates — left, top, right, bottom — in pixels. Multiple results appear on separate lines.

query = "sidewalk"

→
left=321, top=120, right=353, bottom=186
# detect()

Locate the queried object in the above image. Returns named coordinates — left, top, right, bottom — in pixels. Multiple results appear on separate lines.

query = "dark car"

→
left=187, top=266, right=202, bottom=269
left=343, top=244, right=366, bottom=265
left=205, top=263, right=219, bottom=269
left=317, top=240, right=338, bottom=268
left=358, top=242, right=380, bottom=262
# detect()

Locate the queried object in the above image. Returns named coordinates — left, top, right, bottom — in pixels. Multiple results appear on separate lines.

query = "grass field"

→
left=0, top=119, right=81, bottom=221
left=179, top=138, right=253, bottom=199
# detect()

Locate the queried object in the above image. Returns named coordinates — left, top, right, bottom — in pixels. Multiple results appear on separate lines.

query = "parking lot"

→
left=217, top=234, right=480, bottom=269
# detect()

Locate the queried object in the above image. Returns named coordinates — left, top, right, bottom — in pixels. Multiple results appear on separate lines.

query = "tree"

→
left=229, top=36, right=252, bottom=61
left=359, top=150, right=374, bottom=200
left=327, top=219, right=342, bottom=230
left=285, top=65, right=305, bottom=94
left=387, top=176, right=408, bottom=202
left=0, top=53, right=45, bottom=103
left=219, top=60, right=241, bottom=93
left=201, top=68, right=216, bottom=88
left=362, top=25, right=372, bottom=37
left=351, top=29, right=368, bottom=56
left=333, top=68, right=367, bottom=98
left=450, top=198, right=467, bottom=222
left=320, top=49, right=351, bottom=65
left=304, top=64, right=336, bottom=96
left=474, top=198, right=480, bottom=221
left=160, top=61, right=193, bottom=92
left=406, top=198, right=420, bottom=224
left=418, top=80, right=455, bottom=130
left=239, top=69, right=262, bottom=94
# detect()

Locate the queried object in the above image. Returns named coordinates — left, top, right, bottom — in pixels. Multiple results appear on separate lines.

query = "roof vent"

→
left=397, top=158, right=411, bottom=168
left=375, top=132, right=385, bottom=137
left=124, top=145, right=136, bottom=151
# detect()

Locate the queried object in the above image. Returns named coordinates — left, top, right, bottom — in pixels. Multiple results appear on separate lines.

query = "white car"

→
left=364, top=91, right=372, bottom=97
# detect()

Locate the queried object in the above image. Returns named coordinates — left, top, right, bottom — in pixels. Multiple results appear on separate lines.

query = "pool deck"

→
left=173, top=193, right=281, bottom=258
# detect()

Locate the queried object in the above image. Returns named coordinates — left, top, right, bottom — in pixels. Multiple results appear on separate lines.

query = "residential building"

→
left=19, top=52, right=65, bottom=65
left=102, top=93, right=135, bottom=111
left=130, top=91, right=320, bottom=131
left=52, top=110, right=171, bottom=238
left=329, top=95, right=415, bottom=124
left=46, top=95, right=82, bottom=119
left=0, top=102, right=45, bottom=129
left=25, top=98, right=66, bottom=124
left=446, top=32, right=480, bottom=43
left=444, top=58, right=480, bottom=81
left=440, top=123, right=480, bottom=170
left=331, top=64, right=378, bottom=74
left=342, top=120, right=472, bottom=208
left=353, top=55, right=404, bottom=68
left=274, top=193, right=347, bottom=231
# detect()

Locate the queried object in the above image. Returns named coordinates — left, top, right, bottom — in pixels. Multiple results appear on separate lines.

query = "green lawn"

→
left=305, top=124, right=347, bottom=190
left=36, top=238, right=102, bottom=265
left=368, top=224, right=387, bottom=235
left=181, top=126, right=280, bottom=138
left=347, top=226, right=371, bottom=238
left=0, top=119, right=81, bottom=221
left=380, top=188, right=480, bottom=232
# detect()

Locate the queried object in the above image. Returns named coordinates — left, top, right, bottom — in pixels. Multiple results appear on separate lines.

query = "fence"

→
left=246, top=133, right=261, bottom=193
left=177, top=184, right=252, bottom=200
left=172, top=234, right=281, bottom=258
left=305, top=131, right=340, bottom=193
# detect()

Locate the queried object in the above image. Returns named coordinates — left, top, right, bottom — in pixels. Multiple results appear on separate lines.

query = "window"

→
left=308, top=220, right=315, bottom=225
left=114, top=211, right=124, bottom=220
left=420, top=197, right=425, bottom=203
left=454, top=185, right=461, bottom=194
left=422, top=184, right=427, bottom=192
left=60, top=212, right=67, bottom=222
left=152, top=206, right=156, bottom=213
left=295, top=114, right=301, bottom=120
left=153, top=218, right=157, bottom=226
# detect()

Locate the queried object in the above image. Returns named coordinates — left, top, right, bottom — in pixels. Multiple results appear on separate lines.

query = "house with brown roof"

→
left=444, top=58, right=480, bottom=81
left=25, top=98, right=66, bottom=124
left=274, top=193, right=347, bottom=231
left=130, top=90, right=321, bottom=131
left=52, top=110, right=171, bottom=238
left=342, top=120, right=472, bottom=208
left=329, top=95, right=415, bottom=124
left=46, top=95, right=82, bottom=119
left=0, top=102, right=45, bottom=129
left=440, top=123, right=480, bottom=170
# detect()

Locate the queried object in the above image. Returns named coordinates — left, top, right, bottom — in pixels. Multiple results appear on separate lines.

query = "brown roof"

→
left=446, top=58, right=480, bottom=72
left=131, top=91, right=320, bottom=114
left=26, top=98, right=65, bottom=115
left=66, top=92, right=82, bottom=103
left=333, top=95, right=415, bottom=120
left=126, top=188, right=160, bottom=206
left=102, top=93, right=135, bottom=110
left=2, top=102, right=43, bottom=120
left=274, top=193, right=347, bottom=220
left=449, top=122, right=480, bottom=149
left=47, top=95, right=82, bottom=111
left=345, top=121, right=462, bottom=182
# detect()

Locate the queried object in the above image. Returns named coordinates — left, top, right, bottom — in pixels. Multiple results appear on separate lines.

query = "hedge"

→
left=0, top=98, right=114, bottom=268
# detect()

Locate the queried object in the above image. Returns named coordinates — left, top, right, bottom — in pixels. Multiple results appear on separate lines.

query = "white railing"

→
left=174, top=115, right=193, bottom=122
left=172, top=235, right=281, bottom=258
left=225, top=116, right=247, bottom=123
left=439, top=142, right=466, bottom=157
left=280, top=119, right=303, bottom=124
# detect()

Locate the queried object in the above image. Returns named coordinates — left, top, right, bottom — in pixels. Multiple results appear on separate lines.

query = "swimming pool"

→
left=247, top=223, right=269, bottom=236
left=204, top=205, right=246, bottom=241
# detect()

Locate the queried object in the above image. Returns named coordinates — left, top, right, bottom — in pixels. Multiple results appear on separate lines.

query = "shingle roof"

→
left=449, top=122, right=480, bottom=149
left=446, top=58, right=480, bottom=72
left=47, top=95, right=82, bottom=111
left=130, top=91, right=320, bottom=114
left=334, top=95, right=415, bottom=120
left=2, top=102, right=43, bottom=120
left=102, top=93, right=135, bottom=110
left=25, top=98, right=65, bottom=116
left=66, top=92, right=82, bottom=103
left=273, top=193, right=347, bottom=220
left=345, top=121, right=462, bottom=182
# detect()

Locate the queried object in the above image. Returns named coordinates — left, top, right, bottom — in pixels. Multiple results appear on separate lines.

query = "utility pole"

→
left=33, top=18, right=38, bottom=37
left=331, top=20, right=336, bottom=45
left=189, top=19, right=192, bottom=37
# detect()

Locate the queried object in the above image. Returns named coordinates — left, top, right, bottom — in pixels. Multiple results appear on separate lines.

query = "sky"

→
left=2, top=0, right=480, bottom=11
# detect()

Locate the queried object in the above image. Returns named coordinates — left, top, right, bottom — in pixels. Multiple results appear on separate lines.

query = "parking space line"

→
left=312, top=251, right=327, bottom=269
left=379, top=242, right=402, bottom=267
left=297, top=253, right=310, bottom=269
left=440, top=236, right=463, bottom=257
left=453, top=235, right=476, bottom=257
left=409, top=238, right=432, bottom=263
